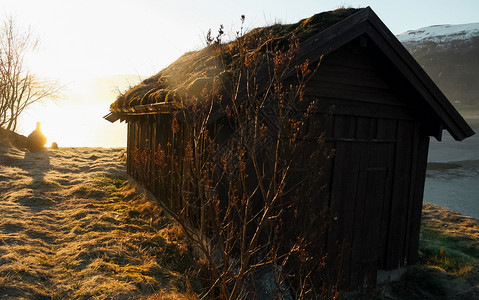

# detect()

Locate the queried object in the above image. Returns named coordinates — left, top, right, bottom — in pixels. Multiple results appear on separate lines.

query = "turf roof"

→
left=110, top=8, right=362, bottom=111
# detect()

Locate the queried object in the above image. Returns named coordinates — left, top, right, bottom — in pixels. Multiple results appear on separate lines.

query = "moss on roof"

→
left=111, top=8, right=362, bottom=111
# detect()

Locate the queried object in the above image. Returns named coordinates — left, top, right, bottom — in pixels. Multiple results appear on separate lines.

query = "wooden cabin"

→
left=105, top=7, right=474, bottom=290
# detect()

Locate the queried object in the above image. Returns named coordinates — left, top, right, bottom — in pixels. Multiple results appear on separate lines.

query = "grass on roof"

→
left=112, top=8, right=362, bottom=110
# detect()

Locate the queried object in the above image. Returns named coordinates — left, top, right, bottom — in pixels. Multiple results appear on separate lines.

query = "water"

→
left=424, top=126, right=479, bottom=219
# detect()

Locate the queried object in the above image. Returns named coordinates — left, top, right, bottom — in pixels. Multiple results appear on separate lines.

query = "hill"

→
left=0, top=127, right=27, bottom=149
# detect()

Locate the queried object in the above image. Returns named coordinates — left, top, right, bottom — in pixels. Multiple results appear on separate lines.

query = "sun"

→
left=19, top=102, right=91, bottom=147
left=19, top=104, right=66, bottom=147
left=18, top=100, right=126, bottom=148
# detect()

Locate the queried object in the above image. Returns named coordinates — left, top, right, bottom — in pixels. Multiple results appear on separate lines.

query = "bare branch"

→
left=0, top=15, right=63, bottom=132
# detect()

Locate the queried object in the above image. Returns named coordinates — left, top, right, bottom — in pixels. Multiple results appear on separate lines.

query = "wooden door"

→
left=328, top=140, right=394, bottom=289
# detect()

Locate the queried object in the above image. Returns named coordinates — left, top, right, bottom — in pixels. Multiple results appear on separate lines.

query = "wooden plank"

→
left=154, top=117, right=160, bottom=200
left=307, top=111, right=334, bottom=139
left=142, top=119, right=147, bottom=189
left=376, top=120, right=397, bottom=269
left=359, top=142, right=393, bottom=287
left=339, top=140, right=366, bottom=289
left=348, top=142, right=371, bottom=289
left=137, top=120, right=143, bottom=184
left=376, top=119, right=398, bottom=140
left=151, top=120, right=157, bottom=194
left=359, top=168, right=382, bottom=287
left=133, top=121, right=139, bottom=179
left=150, top=118, right=155, bottom=192
left=144, top=119, right=149, bottom=188
left=313, top=61, right=392, bottom=90
left=129, top=121, right=133, bottom=177
left=355, top=117, right=377, bottom=140
left=406, top=123, right=430, bottom=265
left=327, top=140, right=352, bottom=287
left=385, top=120, right=414, bottom=269
left=141, top=120, right=147, bottom=187
left=305, top=80, right=407, bottom=107
left=157, top=115, right=169, bottom=205
left=159, top=115, right=172, bottom=210
left=333, top=115, right=356, bottom=139
left=401, top=120, right=421, bottom=267
left=304, top=97, right=415, bottom=121
left=127, top=122, right=132, bottom=175
left=338, top=141, right=354, bottom=289
left=321, top=46, right=379, bottom=71
left=147, top=118, right=154, bottom=191
left=135, top=120, right=140, bottom=179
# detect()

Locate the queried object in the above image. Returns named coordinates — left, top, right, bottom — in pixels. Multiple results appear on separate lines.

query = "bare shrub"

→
left=147, top=20, right=334, bottom=299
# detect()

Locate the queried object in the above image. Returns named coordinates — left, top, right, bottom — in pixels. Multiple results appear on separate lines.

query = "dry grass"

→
left=0, top=146, right=198, bottom=299
left=419, top=203, right=479, bottom=275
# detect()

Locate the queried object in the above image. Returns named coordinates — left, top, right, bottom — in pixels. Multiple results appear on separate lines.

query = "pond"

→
left=424, top=125, right=479, bottom=219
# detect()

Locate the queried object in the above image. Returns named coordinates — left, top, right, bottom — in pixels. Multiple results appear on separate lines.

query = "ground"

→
left=0, top=137, right=478, bottom=299
left=0, top=144, right=198, bottom=299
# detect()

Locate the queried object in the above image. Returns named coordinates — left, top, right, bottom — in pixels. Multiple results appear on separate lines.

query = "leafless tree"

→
left=0, top=16, right=62, bottom=132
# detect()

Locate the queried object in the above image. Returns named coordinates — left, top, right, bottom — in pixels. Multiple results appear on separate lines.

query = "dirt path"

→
left=0, top=146, right=195, bottom=299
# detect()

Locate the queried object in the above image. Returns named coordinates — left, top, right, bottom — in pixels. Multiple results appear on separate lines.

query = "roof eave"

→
left=360, top=8, right=475, bottom=141
left=103, top=112, right=120, bottom=123
left=109, top=101, right=184, bottom=118
left=289, top=7, right=474, bottom=141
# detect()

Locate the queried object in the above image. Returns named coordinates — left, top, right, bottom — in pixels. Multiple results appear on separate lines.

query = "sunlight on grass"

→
left=419, top=203, right=479, bottom=276
left=0, top=170, right=200, bottom=299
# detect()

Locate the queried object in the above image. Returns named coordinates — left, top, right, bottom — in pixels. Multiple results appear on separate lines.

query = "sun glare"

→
left=36, top=112, right=75, bottom=147
left=20, top=104, right=75, bottom=147
left=19, top=102, right=126, bottom=148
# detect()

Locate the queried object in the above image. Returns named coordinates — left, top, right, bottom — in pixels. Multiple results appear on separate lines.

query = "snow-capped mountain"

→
left=396, top=23, right=479, bottom=108
left=397, top=23, right=479, bottom=44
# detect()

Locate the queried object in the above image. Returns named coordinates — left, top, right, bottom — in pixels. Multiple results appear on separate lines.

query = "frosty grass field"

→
left=0, top=145, right=196, bottom=299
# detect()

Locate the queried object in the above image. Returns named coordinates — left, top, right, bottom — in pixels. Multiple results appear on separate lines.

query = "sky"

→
left=1, top=0, right=478, bottom=147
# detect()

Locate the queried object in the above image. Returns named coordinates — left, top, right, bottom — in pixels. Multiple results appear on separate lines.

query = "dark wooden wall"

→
left=303, top=40, right=430, bottom=288
left=124, top=39, right=432, bottom=290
